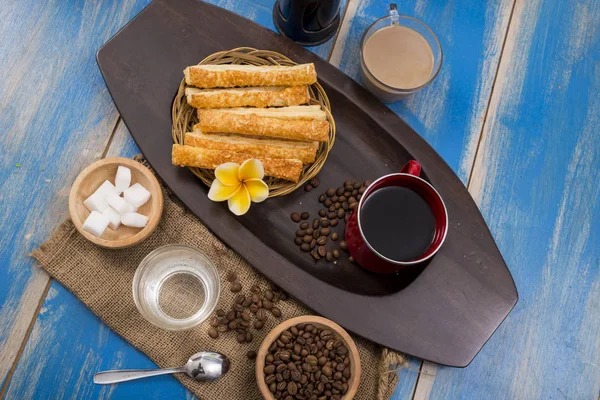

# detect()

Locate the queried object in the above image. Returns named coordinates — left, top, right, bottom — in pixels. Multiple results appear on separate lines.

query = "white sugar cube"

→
left=82, top=180, right=118, bottom=213
left=115, top=166, right=131, bottom=194
left=83, top=192, right=109, bottom=213
left=106, top=193, right=135, bottom=215
left=82, top=211, right=110, bottom=237
left=102, top=206, right=121, bottom=230
left=123, top=183, right=151, bottom=208
left=121, top=212, right=149, bottom=228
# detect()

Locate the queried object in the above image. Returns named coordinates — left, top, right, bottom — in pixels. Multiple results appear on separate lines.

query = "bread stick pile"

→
left=172, top=63, right=330, bottom=183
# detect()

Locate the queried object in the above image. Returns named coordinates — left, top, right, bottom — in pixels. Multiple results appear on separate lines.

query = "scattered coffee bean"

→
left=336, top=187, right=344, bottom=196
left=363, top=180, right=372, bottom=187
left=317, top=236, right=327, bottom=245
left=306, top=228, right=314, bottom=235
left=301, top=243, right=310, bottom=252
left=334, top=203, right=341, bottom=210
left=321, top=227, right=331, bottom=236
left=349, top=202, right=358, bottom=210
left=331, top=232, right=339, bottom=241
left=216, top=309, right=226, bottom=317
left=337, top=209, right=345, bottom=219
left=327, top=212, right=337, bottom=219
left=296, top=229, right=305, bottom=237
left=265, top=289, right=274, bottom=300
left=303, top=235, right=312, bottom=244
left=326, top=188, right=336, bottom=196
left=271, top=307, right=282, bottom=317
left=300, top=212, right=310, bottom=220
left=310, top=239, right=317, bottom=249
left=230, top=281, right=242, bottom=293
left=330, top=219, right=338, bottom=227
left=338, top=196, right=346, bottom=202
left=304, top=184, right=313, bottom=192
left=358, top=186, right=366, bottom=194
left=328, top=205, right=336, bottom=212
left=294, top=237, right=303, bottom=245
left=291, top=212, right=301, bottom=222
left=326, top=252, right=334, bottom=261
left=311, top=250, right=320, bottom=260
left=339, top=241, right=348, bottom=250
left=237, top=333, right=246, bottom=343
left=300, top=222, right=309, bottom=229
left=310, top=177, right=320, bottom=187
left=254, top=320, right=264, bottom=329
left=331, top=195, right=339, bottom=203
left=247, top=350, right=257, bottom=359
left=348, top=256, right=355, bottom=263
left=226, top=271, right=238, bottom=282
left=319, top=194, right=327, bottom=203
left=312, top=218, right=320, bottom=229
left=313, top=229, right=320, bottom=239
left=332, top=249, right=340, bottom=259
left=208, top=327, right=219, bottom=339
left=320, top=219, right=330, bottom=228
left=318, top=209, right=327, bottom=217
left=318, top=246, right=327, bottom=257
left=324, top=199, right=333, bottom=207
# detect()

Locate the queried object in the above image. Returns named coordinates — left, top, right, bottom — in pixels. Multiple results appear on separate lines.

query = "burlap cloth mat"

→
left=31, top=159, right=407, bottom=399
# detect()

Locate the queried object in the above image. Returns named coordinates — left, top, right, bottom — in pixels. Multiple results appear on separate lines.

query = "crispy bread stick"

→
left=185, top=86, right=309, bottom=109
left=172, top=144, right=303, bottom=182
left=211, top=105, right=327, bottom=121
left=184, top=64, right=317, bottom=88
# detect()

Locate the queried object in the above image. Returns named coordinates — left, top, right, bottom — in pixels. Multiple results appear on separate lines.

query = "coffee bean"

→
left=337, top=209, right=345, bottom=219
left=318, top=194, right=326, bottom=203
left=301, top=212, right=310, bottom=220
left=303, top=235, right=312, bottom=244
left=216, top=309, right=226, bottom=317
left=326, top=188, right=336, bottom=197
left=304, top=184, right=313, bottom=192
left=339, top=241, right=347, bottom=250
left=331, top=232, right=338, bottom=241
left=312, top=218, right=321, bottom=229
left=294, top=237, right=303, bottom=245
left=243, top=298, right=253, bottom=307
left=310, top=177, right=320, bottom=187
left=327, top=212, right=337, bottom=219
left=237, top=333, right=246, bottom=343
left=271, top=307, right=282, bottom=317
left=322, top=366, right=332, bottom=377
left=358, top=186, right=366, bottom=194
left=306, top=228, right=314, bottom=235
left=246, top=331, right=253, bottom=342
left=357, top=194, right=362, bottom=200
left=310, top=239, right=317, bottom=249
left=266, top=374, right=276, bottom=384
left=334, top=203, right=341, bottom=210
left=228, top=320, right=238, bottom=330
left=324, top=199, right=332, bottom=207
left=328, top=205, right=335, bottom=212
left=265, top=289, right=274, bottom=300
left=257, top=309, right=267, bottom=321
left=250, top=303, right=259, bottom=313
left=301, top=243, right=310, bottom=252
left=226, top=271, right=237, bottom=282
left=335, top=187, right=344, bottom=196
left=230, top=281, right=242, bottom=292
left=342, top=202, right=348, bottom=210
left=326, top=252, right=333, bottom=261
left=344, top=191, right=352, bottom=197
left=363, top=180, right=372, bottom=187
left=318, top=209, right=327, bottom=217
left=268, top=382, right=276, bottom=393
left=296, top=229, right=306, bottom=237
left=291, top=212, right=301, bottom=222
left=247, top=350, right=257, bottom=359
left=317, top=236, right=327, bottom=245
left=348, top=256, right=355, bottom=263
left=349, top=202, right=358, bottom=210
left=254, top=320, right=264, bottom=329
left=209, top=316, right=219, bottom=327
left=265, top=365, right=276, bottom=374
left=318, top=246, right=327, bottom=257
left=320, top=219, right=330, bottom=227
left=338, top=196, right=346, bottom=203
left=208, top=327, right=219, bottom=339
left=321, top=228, right=330, bottom=236
left=252, top=293, right=261, bottom=303
left=311, top=250, right=320, bottom=260
left=332, top=249, right=340, bottom=259
left=313, top=230, right=320, bottom=239
left=330, top=219, right=338, bottom=227
left=331, top=196, right=338, bottom=203
left=300, top=222, right=309, bottom=229
left=263, top=299, right=273, bottom=310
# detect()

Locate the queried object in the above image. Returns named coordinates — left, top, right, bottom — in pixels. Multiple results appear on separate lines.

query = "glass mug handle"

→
left=400, top=160, right=421, bottom=176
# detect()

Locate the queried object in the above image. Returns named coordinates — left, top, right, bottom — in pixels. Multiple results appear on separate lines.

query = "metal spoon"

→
left=93, top=351, right=229, bottom=384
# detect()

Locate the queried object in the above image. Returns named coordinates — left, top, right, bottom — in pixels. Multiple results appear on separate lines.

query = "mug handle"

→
left=400, top=160, right=421, bottom=176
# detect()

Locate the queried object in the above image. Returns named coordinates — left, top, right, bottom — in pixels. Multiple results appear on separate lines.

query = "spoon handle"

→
left=93, top=366, right=185, bottom=384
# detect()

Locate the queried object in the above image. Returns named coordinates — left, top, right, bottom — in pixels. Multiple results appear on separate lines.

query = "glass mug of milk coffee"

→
left=360, top=4, right=442, bottom=102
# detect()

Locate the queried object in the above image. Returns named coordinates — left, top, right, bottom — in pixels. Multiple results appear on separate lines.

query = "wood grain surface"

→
left=1, top=0, right=599, bottom=399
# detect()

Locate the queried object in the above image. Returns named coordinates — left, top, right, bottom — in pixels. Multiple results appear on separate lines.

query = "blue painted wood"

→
left=425, top=0, right=600, bottom=398
left=0, top=0, right=152, bottom=390
left=330, top=0, right=514, bottom=184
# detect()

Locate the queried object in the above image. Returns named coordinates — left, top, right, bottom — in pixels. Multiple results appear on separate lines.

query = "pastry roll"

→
left=185, top=131, right=319, bottom=164
left=198, top=109, right=329, bottom=142
left=210, top=105, right=327, bottom=121
left=184, top=64, right=317, bottom=88
left=172, top=145, right=303, bottom=182
left=185, top=86, right=310, bottom=109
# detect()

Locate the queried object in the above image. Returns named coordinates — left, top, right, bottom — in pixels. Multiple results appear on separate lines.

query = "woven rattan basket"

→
left=172, top=47, right=336, bottom=197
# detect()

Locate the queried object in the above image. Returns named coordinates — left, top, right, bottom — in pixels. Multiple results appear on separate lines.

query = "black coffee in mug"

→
left=360, top=186, right=435, bottom=262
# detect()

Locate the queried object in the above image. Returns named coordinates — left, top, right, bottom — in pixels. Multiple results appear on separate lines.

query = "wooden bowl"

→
left=68, top=157, right=163, bottom=248
left=256, top=316, right=361, bottom=399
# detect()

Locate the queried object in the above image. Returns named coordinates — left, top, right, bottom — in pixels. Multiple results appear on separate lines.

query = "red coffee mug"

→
left=345, top=160, right=448, bottom=273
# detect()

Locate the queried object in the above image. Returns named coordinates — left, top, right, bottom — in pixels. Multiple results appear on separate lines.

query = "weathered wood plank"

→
left=3, top=0, right=349, bottom=398
left=0, top=0, right=152, bottom=391
left=421, top=0, right=600, bottom=398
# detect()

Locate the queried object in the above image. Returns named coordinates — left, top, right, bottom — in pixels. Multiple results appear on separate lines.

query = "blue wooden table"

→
left=1, top=0, right=599, bottom=398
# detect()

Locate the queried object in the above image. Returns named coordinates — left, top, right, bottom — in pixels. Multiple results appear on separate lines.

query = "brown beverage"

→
left=361, top=25, right=435, bottom=100
left=360, top=186, right=435, bottom=262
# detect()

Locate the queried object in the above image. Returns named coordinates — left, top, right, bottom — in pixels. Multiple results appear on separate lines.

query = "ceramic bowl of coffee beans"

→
left=256, top=315, right=361, bottom=400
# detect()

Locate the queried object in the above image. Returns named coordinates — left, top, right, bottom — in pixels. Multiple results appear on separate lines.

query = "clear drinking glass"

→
left=132, top=244, right=220, bottom=331
left=360, top=4, right=442, bottom=102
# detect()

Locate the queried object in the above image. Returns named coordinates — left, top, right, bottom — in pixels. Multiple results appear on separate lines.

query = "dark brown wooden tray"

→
left=97, top=0, right=518, bottom=367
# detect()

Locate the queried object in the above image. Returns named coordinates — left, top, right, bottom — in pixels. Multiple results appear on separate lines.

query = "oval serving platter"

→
left=97, top=0, right=518, bottom=367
